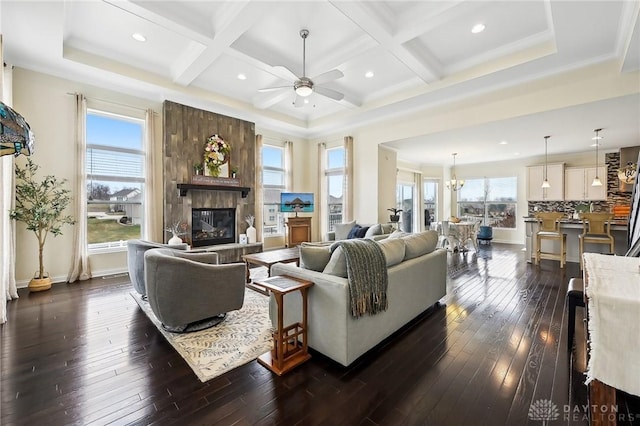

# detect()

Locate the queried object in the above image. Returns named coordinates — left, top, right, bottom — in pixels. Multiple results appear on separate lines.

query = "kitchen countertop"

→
left=523, top=216, right=629, bottom=228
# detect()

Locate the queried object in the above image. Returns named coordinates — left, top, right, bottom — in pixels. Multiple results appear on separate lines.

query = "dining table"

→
left=441, top=221, right=479, bottom=252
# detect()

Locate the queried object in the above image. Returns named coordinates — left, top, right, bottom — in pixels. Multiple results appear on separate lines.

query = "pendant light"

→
left=446, top=153, right=465, bottom=191
left=592, top=128, right=603, bottom=187
left=541, top=136, right=551, bottom=188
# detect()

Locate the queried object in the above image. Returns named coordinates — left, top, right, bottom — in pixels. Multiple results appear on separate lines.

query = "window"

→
left=423, top=179, right=438, bottom=227
left=326, top=147, right=345, bottom=231
left=457, top=177, right=517, bottom=228
left=86, top=110, right=146, bottom=250
left=396, top=183, right=415, bottom=232
left=262, top=145, right=285, bottom=236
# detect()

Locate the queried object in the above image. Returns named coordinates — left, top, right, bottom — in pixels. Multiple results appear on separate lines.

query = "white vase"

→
left=168, top=234, right=183, bottom=245
left=246, top=225, right=256, bottom=244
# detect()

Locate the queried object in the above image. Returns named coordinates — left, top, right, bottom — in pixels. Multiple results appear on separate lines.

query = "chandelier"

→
left=0, top=101, right=34, bottom=157
left=446, top=153, right=464, bottom=191
left=618, top=161, right=637, bottom=184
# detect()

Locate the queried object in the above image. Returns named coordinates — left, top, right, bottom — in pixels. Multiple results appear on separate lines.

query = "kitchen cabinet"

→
left=564, top=166, right=607, bottom=200
left=527, top=164, right=564, bottom=201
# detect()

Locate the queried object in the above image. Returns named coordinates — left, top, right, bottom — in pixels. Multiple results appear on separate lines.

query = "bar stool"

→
left=566, top=278, right=585, bottom=352
left=578, top=212, right=615, bottom=270
left=534, top=212, right=567, bottom=268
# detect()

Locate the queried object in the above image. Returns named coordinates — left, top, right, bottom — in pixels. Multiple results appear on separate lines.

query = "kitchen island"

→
left=523, top=217, right=629, bottom=264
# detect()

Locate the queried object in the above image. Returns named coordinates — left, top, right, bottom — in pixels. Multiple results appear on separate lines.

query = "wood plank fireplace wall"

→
left=163, top=100, right=256, bottom=245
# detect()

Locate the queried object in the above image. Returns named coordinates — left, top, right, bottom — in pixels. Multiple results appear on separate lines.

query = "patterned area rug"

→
left=131, top=288, right=272, bottom=382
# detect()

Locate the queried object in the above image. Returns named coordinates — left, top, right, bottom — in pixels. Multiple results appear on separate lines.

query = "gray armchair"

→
left=127, top=239, right=188, bottom=298
left=143, top=248, right=246, bottom=333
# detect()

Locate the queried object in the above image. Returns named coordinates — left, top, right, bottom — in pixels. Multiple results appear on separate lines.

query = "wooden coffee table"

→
left=242, top=246, right=300, bottom=288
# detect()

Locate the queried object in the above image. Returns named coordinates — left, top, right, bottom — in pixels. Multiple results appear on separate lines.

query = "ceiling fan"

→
left=259, top=29, right=344, bottom=107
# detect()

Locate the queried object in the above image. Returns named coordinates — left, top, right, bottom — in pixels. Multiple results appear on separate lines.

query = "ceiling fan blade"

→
left=314, top=86, right=344, bottom=101
left=258, top=85, right=292, bottom=93
left=311, top=69, right=344, bottom=85
left=273, top=65, right=300, bottom=82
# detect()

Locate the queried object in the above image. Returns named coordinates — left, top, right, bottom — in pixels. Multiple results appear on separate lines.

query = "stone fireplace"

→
left=191, top=208, right=236, bottom=247
left=162, top=100, right=256, bottom=246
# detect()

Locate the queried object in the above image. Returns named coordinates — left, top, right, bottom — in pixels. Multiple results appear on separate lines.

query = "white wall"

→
left=12, top=68, right=163, bottom=286
left=256, top=128, right=314, bottom=248
left=377, top=146, right=397, bottom=224
left=10, top=61, right=636, bottom=285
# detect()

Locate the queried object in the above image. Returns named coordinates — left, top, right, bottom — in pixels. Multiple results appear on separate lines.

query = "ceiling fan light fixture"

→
left=294, top=80, right=313, bottom=97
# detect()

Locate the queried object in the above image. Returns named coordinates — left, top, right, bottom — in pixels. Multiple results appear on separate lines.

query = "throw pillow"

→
left=322, top=246, right=347, bottom=278
left=334, top=221, right=356, bottom=241
left=299, top=245, right=332, bottom=272
left=355, top=226, right=370, bottom=238
left=380, top=223, right=394, bottom=234
left=364, top=223, right=382, bottom=238
left=402, top=230, right=439, bottom=260
left=377, top=238, right=405, bottom=267
left=388, top=230, right=410, bottom=239
left=347, top=224, right=362, bottom=239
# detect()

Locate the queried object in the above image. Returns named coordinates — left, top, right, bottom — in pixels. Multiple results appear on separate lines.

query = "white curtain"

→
left=317, top=142, right=327, bottom=238
left=143, top=108, right=160, bottom=241
left=67, top=94, right=92, bottom=283
left=255, top=134, right=264, bottom=241
left=343, top=136, right=354, bottom=222
left=284, top=140, right=293, bottom=191
left=414, top=171, right=424, bottom=231
left=1, top=61, right=19, bottom=324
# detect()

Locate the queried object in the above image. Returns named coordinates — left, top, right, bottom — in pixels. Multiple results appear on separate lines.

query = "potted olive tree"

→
left=9, top=159, right=75, bottom=291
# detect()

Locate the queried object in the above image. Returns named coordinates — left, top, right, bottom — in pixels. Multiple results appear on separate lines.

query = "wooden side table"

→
left=286, top=216, right=311, bottom=247
left=253, top=275, right=313, bottom=375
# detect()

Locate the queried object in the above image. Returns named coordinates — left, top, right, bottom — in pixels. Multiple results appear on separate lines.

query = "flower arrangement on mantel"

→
left=203, top=134, right=230, bottom=177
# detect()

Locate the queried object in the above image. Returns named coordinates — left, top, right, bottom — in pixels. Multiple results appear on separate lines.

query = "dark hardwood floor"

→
left=2, top=244, right=639, bottom=425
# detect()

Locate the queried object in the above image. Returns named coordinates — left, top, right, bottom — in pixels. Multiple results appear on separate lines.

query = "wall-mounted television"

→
left=280, top=192, right=314, bottom=216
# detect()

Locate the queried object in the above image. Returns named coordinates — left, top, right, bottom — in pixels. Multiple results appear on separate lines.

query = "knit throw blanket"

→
left=333, top=239, right=388, bottom=317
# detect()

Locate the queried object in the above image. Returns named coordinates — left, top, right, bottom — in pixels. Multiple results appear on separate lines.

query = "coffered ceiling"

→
left=2, top=1, right=639, bottom=165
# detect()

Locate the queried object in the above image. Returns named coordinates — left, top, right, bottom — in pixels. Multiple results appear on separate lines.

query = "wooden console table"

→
left=253, top=275, right=313, bottom=376
left=286, top=216, right=311, bottom=247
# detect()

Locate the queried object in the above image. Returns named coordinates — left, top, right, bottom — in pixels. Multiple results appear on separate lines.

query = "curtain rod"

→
left=66, top=92, right=159, bottom=114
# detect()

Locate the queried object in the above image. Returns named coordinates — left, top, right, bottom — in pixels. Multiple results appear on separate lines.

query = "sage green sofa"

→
left=270, top=230, right=447, bottom=366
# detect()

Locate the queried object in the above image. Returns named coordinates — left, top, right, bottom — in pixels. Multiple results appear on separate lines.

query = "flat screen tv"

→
left=280, top=192, right=314, bottom=216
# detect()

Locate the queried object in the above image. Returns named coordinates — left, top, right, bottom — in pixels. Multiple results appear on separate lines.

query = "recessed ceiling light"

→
left=514, top=152, right=520, bottom=156
left=499, top=140, right=508, bottom=145
left=304, top=98, right=309, bottom=104
left=365, top=71, right=374, bottom=78
left=131, top=33, right=146, bottom=42
left=237, top=73, right=247, bottom=80
left=471, top=24, right=485, bottom=34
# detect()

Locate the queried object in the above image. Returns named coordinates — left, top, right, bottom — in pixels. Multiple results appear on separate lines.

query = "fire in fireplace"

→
left=191, top=208, right=235, bottom=247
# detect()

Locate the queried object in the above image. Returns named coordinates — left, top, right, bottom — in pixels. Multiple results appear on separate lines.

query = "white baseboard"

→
left=16, top=267, right=129, bottom=289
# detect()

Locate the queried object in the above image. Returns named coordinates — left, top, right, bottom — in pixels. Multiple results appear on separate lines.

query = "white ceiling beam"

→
left=617, top=0, right=640, bottom=72
left=170, top=2, right=275, bottom=86
left=103, top=0, right=214, bottom=43
left=329, top=1, right=440, bottom=84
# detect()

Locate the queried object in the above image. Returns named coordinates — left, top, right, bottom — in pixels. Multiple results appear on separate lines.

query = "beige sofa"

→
left=271, top=230, right=447, bottom=366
